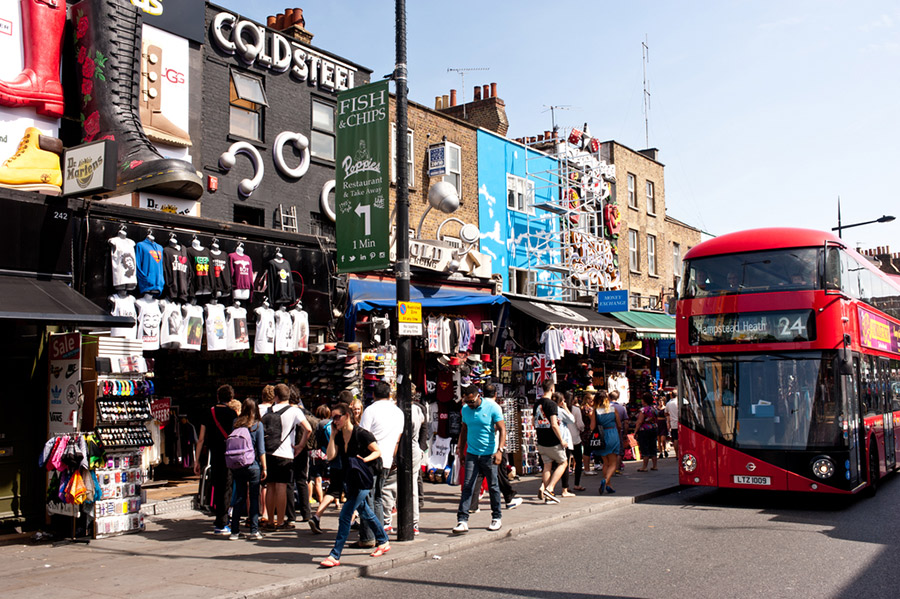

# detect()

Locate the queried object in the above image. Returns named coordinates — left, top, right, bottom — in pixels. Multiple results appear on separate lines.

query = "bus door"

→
left=879, top=358, right=896, bottom=468
left=843, top=356, right=862, bottom=485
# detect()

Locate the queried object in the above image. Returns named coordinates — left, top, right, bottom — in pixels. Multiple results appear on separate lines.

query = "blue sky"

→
left=215, top=0, right=900, bottom=251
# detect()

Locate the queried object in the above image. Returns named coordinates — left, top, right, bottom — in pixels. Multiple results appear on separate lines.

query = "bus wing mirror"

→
left=839, top=359, right=854, bottom=376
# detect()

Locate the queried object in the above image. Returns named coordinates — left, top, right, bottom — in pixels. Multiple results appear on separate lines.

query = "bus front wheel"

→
left=863, top=443, right=879, bottom=498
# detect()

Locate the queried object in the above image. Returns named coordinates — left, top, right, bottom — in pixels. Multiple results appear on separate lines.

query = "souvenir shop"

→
left=609, top=309, right=678, bottom=413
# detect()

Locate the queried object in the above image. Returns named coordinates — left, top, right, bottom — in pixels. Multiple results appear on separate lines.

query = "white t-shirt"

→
left=540, top=328, right=563, bottom=360
left=254, top=307, right=275, bottom=354
left=291, top=309, right=309, bottom=352
left=359, top=399, right=404, bottom=470
left=225, top=306, right=249, bottom=351
left=109, top=236, right=137, bottom=290
left=274, top=309, right=293, bottom=353
left=266, top=403, right=307, bottom=460
left=160, top=300, right=185, bottom=348
left=205, top=303, right=227, bottom=351
left=109, top=293, right=137, bottom=339
left=665, top=398, right=679, bottom=430
left=134, top=296, right=161, bottom=351
left=181, top=304, right=204, bottom=351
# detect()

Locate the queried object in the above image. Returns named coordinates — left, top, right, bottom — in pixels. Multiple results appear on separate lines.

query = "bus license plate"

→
left=733, top=475, right=771, bottom=486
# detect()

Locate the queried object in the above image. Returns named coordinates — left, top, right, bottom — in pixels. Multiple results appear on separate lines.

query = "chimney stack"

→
left=435, top=96, right=442, bottom=110
left=491, top=82, right=497, bottom=98
left=483, top=84, right=490, bottom=99
left=450, top=89, right=457, bottom=106
left=473, top=85, right=481, bottom=101
left=442, top=94, right=449, bottom=109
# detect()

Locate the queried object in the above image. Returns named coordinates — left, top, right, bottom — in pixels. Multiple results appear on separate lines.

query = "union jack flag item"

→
left=533, top=354, right=556, bottom=384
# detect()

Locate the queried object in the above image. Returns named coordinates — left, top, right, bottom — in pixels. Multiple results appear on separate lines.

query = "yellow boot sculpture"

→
left=0, top=127, right=63, bottom=195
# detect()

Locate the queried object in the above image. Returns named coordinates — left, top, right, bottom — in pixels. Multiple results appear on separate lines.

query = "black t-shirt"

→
left=267, top=257, right=296, bottom=305
left=204, top=405, right=236, bottom=454
left=334, top=426, right=382, bottom=475
left=163, top=245, right=190, bottom=302
left=533, top=396, right=561, bottom=447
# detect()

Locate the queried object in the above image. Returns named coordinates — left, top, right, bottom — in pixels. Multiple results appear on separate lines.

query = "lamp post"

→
left=832, top=215, right=895, bottom=239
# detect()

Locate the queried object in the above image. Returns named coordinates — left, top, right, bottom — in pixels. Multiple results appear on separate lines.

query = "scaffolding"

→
left=510, top=127, right=621, bottom=304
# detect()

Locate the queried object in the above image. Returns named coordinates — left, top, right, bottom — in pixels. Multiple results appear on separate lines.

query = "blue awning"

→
left=345, top=276, right=508, bottom=340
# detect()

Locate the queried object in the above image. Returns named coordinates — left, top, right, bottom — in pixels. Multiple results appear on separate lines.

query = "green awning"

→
left=609, top=310, right=676, bottom=339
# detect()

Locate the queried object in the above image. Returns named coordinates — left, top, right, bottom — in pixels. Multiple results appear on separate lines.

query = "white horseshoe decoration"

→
left=219, top=141, right=264, bottom=197
left=273, top=131, right=311, bottom=179
left=320, top=179, right=336, bottom=222
left=233, top=20, right=263, bottom=64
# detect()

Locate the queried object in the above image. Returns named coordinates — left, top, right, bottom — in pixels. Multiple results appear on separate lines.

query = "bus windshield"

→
left=679, top=352, right=842, bottom=450
left=682, top=248, right=819, bottom=298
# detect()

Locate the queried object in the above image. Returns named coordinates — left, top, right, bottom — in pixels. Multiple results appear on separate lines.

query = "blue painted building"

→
left=477, top=129, right=563, bottom=299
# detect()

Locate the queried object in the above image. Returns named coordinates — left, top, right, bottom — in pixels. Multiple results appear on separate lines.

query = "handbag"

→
left=347, top=456, right=374, bottom=491
left=589, top=427, right=606, bottom=451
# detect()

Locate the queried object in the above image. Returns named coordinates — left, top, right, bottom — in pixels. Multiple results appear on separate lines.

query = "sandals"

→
left=636, top=469, right=648, bottom=472
left=573, top=486, right=586, bottom=492
left=320, top=556, right=340, bottom=568
left=650, top=467, right=658, bottom=471
left=561, top=491, right=576, bottom=497
left=370, top=544, right=391, bottom=557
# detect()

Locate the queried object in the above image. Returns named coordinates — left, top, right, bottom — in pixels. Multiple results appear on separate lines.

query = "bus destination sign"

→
left=689, top=310, right=816, bottom=346
left=858, top=306, right=900, bottom=354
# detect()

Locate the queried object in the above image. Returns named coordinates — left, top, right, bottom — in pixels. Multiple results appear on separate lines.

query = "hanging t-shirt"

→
left=209, top=249, right=232, bottom=298
left=254, top=306, right=276, bottom=354
left=427, top=316, right=439, bottom=353
left=274, top=309, right=293, bottom=353
left=467, top=320, right=477, bottom=351
left=562, top=328, right=576, bottom=352
left=229, top=252, right=254, bottom=296
left=205, top=303, right=227, bottom=351
left=267, top=257, right=295, bottom=306
left=439, top=317, right=452, bottom=354
left=134, top=296, right=161, bottom=351
left=109, top=293, right=137, bottom=339
left=457, top=319, right=469, bottom=352
left=163, top=245, right=190, bottom=302
left=109, top=236, right=137, bottom=291
left=540, top=328, right=563, bottom=361
left=135, top=238, right=164, bottom=296
left=225, top=306, right=250, bottom=351
left=291, top=309, right=309, bottom=352
left=159, top=300, right=184, bottom=348
left=182, top=304, right=204, bottom=351
left=186, top=246, right=212, bottom=297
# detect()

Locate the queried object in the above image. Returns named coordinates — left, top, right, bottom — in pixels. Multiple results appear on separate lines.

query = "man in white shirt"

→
left=262, top=383, right=309, bottom=529
left=358, top=380, right=403, bottom=546
left=665, top=392, right=679, bottom=455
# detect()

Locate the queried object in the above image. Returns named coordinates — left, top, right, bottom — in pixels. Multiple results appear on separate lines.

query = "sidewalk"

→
left=1, top=458, right=680, bottom=599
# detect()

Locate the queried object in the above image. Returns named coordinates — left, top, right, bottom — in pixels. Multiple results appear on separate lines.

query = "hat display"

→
left=480, top=354, right=492, bottom=363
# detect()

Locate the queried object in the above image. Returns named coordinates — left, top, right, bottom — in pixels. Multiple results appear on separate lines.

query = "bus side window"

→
left=825, top=247, right=840, bottom=290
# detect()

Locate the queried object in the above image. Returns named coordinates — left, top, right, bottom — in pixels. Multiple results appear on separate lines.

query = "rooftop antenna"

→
left=642, top=35, right=651, bottom=148
left=542, top=105, right=572, bottom=137
left=447, top=66, right=489, bottom=119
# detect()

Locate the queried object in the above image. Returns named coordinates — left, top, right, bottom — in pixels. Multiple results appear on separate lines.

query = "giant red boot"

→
left=0, top=0, right=65, bottom=118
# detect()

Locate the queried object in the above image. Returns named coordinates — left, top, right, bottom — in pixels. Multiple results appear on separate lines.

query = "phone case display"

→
left=96, top=425, right=154, bottom=448
left=500, top=397, right=521, bottom=454
left=93, top=452, right=145, bottom=538
left=518, top=404, right=540, bottom=475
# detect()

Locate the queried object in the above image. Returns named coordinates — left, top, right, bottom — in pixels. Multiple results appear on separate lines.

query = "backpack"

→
left=303, top=408, right=320, bottom=450
left=315, top=419, right=332, bottom=451
left=262, top=405, right=291, bottom=454
left=224, top=427, right=256, bottom=469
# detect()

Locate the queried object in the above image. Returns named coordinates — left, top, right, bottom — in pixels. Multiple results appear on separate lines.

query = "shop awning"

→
left=506, top=297, right=633, bottom=330
left=610, top=310, right=676, bottom=339
left=0, top=274, right=134, bottom=327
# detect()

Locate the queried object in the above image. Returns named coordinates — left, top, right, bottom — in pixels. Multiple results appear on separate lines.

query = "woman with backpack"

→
left=319, top=401, right=389, bottom=568
left=227, top=398, right=267, bottom=540
left=633, top=393, right=660, bottom=472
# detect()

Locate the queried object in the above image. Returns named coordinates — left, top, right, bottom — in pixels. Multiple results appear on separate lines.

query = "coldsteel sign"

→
left=211, top=11, right=357, bottom=91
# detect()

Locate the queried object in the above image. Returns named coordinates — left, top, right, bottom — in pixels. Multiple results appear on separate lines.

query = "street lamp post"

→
left=832, top=215, right=895, bottom=239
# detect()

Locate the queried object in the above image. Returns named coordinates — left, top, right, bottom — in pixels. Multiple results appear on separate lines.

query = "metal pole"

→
left=394, top=0, right=414, bottom=543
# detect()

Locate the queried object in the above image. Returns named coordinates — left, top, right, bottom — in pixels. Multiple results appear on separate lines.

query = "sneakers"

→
left=248, top=531, right=264, bottom=540
left=308, top=515, right=322, bottom=534
left=213, top=526, right=231, bottom=535
left=228, top=532, right=240, bottom=540
left=452, top=521, right=469, bottom=534
left=468, top=506, right=481, bottom=514
left=413, top=525, right=419, bottom=536
left=488, top=519, right=502, bottom=531
left=543, top=490, right=560, bottom=504
left=506, top=497, right=523, bottom=510
left=383, top=525, right=394, bottom=533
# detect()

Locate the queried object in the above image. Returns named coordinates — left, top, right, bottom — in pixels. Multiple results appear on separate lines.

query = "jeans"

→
left=570, top=443, right=584, bottom=486
left=457, top=453, right=502, bottom=522
left=285, top=449, right=310, bottom=522
left=473, top=453, right=515, bottom=505
left=381, top=467, right=398, bottom=525
left=359, top=467, right=387, bottom=542
left=230, top=464, right=261, bottom=534
left=329, top=487, right=388, bottom=560
left=210, top=454, right=232, bottom=529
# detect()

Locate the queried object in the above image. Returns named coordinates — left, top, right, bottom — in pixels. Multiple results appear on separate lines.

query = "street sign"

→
left=428, top=142, right=446, bottom=176
left=597, top=289, right=629, bottom=312
left=336, top=79, right=391, bottom=273
left=398, top=322, right=424, bottom=336
left=398, top=301, right=422, bottom=324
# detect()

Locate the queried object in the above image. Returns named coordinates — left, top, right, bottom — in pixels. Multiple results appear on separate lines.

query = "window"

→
left=310, top=98, right=335, bottom=161
left=443, top=142, right=461, bottom=196
left=631, top=292, right=642, bottom=309
left=390, top=124, right=414, bottom=187
left=646, top=180, right=656, bottom=214
left=506, top=174, right=535, bottom=214
left=229, top=69, right=267, bottom=140
left=509, top=267, right=536, bottom=296
left=629, top=229, right=640, bottom=272
left=233, top=204, right=264, bottom=227
left=648, top=234, right=657, bottom=276
left=627, top=173, right=637, bottom=208
left=673, top=242, right=682, bottom=290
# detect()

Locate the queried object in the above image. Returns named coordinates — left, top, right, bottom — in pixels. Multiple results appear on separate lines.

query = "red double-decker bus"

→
left=676, top=228, right=900, bottom=494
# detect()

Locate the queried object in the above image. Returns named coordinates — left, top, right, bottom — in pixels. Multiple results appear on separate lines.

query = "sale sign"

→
left=48, top=332, right=81, bottom=436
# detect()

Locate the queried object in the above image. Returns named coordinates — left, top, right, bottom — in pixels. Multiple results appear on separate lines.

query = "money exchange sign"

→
left=336, top=80, right=391, bottom=273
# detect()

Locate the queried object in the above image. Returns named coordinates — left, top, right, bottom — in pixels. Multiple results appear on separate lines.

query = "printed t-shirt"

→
left=135, top=238, right=164, bottom=295
left=254, top=307, right=275, bottom=354
left=229, top=252, right=254, bottom=292
left=209, top=249, right=232, bottom=297
left=461, top=398, right=504, bottom=456
left=109, top=293, right=137, bottom=339
left=225, top=306, right=249, bottom=351
left=163, top=245, right=190, bottom=302
left=109, top=236, right=137, bottom=290
left=533, top=395, right=561, bottom=447
left=182, top=304, right=204, bottom=351
left=291, top=309, right=309, bottom=351
left=187, top=246, right=212, bottom=296
left=274, top=309, right=294, bottom=352
left=135, top=296, right=161, bottom=350
left=205, top=303, right=227, bottom=351
left=160, top=300, right=185, bottom=348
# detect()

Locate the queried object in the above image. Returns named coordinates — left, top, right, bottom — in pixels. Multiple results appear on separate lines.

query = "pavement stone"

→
left=0, top=457, right=681, bottom=598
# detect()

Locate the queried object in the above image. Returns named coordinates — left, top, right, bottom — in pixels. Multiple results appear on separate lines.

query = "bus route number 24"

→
left=777, top=316, right=808, bottom=340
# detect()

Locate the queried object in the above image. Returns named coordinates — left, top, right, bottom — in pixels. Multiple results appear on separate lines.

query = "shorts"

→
left=670, top=429, right=678, bottom=441
left=637, top=430, right=658, bottom=459
left=537, top=443, right=567, bottom=465
left=309, top=458, right=327, bottom=479
left=267, top=455, right=294, bottom=484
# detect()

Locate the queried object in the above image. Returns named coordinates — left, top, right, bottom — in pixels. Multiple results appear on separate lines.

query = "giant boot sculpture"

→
left=0, top=0, right=66, bottom=118
left=140, top=42, right=192, bottom=148
left=73, top=0, right=202, bottom=199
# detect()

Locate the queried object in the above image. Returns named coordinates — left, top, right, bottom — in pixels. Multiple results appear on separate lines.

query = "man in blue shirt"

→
left=453, top=384, right=506, bottom=534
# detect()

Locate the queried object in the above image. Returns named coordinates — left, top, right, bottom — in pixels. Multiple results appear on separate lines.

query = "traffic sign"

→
left=398, top=301, right=422, bottom=324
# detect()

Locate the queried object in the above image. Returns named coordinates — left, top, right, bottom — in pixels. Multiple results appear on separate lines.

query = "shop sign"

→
left=858, top=306, right=900, bottom=354
left=564, top=231, right=621, bottom=290
left=104, top=192, right=201, bottom=216
left=62, top=140, right=117, bottom=196
left=428, top=143, right=447, bottom=176
left=48, top=332, right=81, bottom=436
left=136, top=0, right=206, bottom=44
left=336, top=80, right=390, bottom=273
left=620, top=340, right=642, bottom=351
left=150, top=397, right=172, bottom=425
left=388, top=236, right=494, bottom=278
left=211, top=11, right=357, bottom=92
left=597, top=289, right=629, bottom=313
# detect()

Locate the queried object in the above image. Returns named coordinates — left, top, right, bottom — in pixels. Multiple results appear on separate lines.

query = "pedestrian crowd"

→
left=192, top=379, right=679, bottom=568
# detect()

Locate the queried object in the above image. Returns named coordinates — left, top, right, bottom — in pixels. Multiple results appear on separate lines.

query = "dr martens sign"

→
left=211, top=11, right=357, bottom=92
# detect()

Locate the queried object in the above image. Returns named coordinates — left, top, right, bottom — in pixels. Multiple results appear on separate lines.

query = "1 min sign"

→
left=336, top=80, right=391, bottom=273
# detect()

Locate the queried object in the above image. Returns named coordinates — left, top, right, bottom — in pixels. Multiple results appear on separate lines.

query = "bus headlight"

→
left=682, top=453, right=697, bottom=472
left=812, top=456, right=835, bottom=479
